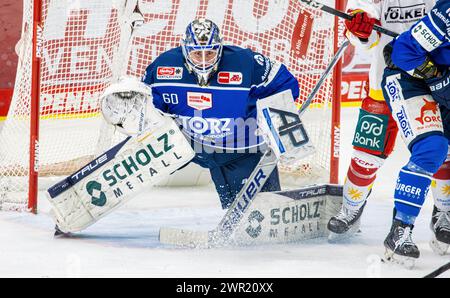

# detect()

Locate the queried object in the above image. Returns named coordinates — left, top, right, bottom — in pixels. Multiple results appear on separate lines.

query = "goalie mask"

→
left=182, top=19, right=223, bottom=86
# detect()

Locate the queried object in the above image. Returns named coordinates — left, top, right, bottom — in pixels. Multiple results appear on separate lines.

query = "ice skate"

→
left=429, top=206, right=450, bottom=255
left=327, top=202, right=366, bottom=242
left=54, top=225, right=72, bottom=238
left=383, top=219, right=420, bottom=269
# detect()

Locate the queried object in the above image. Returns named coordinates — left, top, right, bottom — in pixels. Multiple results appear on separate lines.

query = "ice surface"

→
left=0, top=108, right=448, bottom=277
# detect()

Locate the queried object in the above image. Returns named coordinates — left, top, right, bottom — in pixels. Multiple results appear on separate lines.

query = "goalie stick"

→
left=159, top=149, right=279, bottom=247
left=423, top=262, right=450, bottom=278
left=159, top=31, right=349, bottom=248
left=298, top=0, right=399, bottom=38
left=298, top=39, right=349, bottom=116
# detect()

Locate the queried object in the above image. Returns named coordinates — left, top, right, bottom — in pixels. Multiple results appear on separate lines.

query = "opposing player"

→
left=328, top=0, right=436, bottom=239
left=381, top=0, right=450, bottom=263
left=103, top=19, right=300, bottom=210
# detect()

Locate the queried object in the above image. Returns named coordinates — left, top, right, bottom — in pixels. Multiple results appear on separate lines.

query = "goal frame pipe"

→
left=329, top=0, right=343, bottom=184
left=29, top=0, right=43, bottom=213
left=25, top=0, right=343, bottom=211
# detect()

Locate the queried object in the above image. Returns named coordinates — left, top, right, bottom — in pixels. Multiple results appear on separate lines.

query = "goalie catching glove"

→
left=101, top=76, right=167, bottom=136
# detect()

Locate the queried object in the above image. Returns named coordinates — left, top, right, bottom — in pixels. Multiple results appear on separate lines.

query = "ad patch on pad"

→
left=157, top=67, right=183, bottom=80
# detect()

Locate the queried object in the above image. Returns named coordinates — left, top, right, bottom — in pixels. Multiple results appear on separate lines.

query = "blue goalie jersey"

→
left=392, top=0, right=450, bottom=70
left=142, top=45, right=299, bottom=150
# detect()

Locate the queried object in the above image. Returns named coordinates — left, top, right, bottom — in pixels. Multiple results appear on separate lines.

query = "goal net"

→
left=0, top=0, right=342, bottom=212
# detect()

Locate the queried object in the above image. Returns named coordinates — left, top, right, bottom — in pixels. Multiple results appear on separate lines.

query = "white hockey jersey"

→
left=346, top=0, right=436, bottom=101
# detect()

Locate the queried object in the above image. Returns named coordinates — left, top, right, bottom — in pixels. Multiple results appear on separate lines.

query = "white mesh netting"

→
left=0, top=0, right=339, bottom=211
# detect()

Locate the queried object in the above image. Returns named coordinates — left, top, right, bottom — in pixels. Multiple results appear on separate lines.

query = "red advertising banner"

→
left=341, top=72, right=369, bottom=106
left=0, top=0, right=21, bottom=118
left=0, top=0, right=369, bottom=118
left=0, top=0, right=21, bottom=88
left=291, top=10, right=314, bottom=61
left=0, top=89, right=13, bottom=119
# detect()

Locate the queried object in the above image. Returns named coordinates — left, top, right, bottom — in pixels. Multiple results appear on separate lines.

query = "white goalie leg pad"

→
left=256, top=89, right=315, bottom=161
left=160, top=184, right=343, bottom=247
left=47, top=117, right=195, bottom=233
left=230, top=184, right=343, bottom=245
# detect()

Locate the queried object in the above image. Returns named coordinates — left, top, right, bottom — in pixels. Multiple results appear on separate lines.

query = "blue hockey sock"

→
left=395, top=210, right=417, bottom=225
left=394, top=162, right=432, bottom=225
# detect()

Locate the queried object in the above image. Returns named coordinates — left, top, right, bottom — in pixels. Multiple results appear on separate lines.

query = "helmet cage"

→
left=182, top=44, right=222, bottom=73
left=181, top=19, right=223, bottom=85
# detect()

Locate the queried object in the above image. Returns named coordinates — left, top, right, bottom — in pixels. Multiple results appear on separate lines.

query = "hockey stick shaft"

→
left=298, top=0, right=399, bottom=38
left=423, top=262, right=450, bottom=278
left=159, top=149, right=278, bottom=247
left=214, top=149, right=278, bottom=239
left=298, top=39, right=350, bottom=116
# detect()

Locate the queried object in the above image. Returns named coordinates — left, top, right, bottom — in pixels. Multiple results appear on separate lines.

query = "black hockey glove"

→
left=409, top=57, right=439, bottom=80
left=383, top=43, right=397, bottom=69
left=426, top=67, right=450, bottom=108
left=383, top=43, right=438, bottom=80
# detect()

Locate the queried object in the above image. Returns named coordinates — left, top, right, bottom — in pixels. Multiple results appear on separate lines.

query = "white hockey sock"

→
left=432, top=161, right=450, bottom=212
left=343, top=151, right=384, bottom=211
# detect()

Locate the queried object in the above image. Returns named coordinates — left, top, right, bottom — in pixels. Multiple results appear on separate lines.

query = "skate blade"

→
left=54, top=226, right=73, bottom=238
left=429, top=237, right=449, bottom=256
left=54, top=231, right=73, bottom=238
left=383, top=248, right=417, bottom=270
left=327, top=222, right=361, bottom=243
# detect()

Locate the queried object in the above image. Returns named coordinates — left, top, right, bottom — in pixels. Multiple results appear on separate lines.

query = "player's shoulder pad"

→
left=408, top=5, right=448, bottom=53
left=237, top=47, right=273, bottom=86
left=220, top=45, right=273, bottom=85
left=221, top=45, right=262, bottom=68
left=429, top=0, right=450, bottom=36
left=435, top=0, right=450, bottom=13
left=141, top=47, right=185, bottom=84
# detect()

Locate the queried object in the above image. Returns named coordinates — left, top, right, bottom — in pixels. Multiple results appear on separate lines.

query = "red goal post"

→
left=0, top=0, right=343, bottom=213
left=29, top=0, right=43, bottom=213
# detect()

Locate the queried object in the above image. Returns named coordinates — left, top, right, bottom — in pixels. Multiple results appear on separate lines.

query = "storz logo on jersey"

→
left=187, top=92, right=212, bottom=110
left=384, top=76, right=404, bottom=102
left=178, top=116, right=232, bottom=135
left=396, top=106, right=413, bottom=139
left=384, top=4, right=426, bottom=23
left=217, top=72, right=243, bottom=85
left=156, top=67, right=183, bottom=80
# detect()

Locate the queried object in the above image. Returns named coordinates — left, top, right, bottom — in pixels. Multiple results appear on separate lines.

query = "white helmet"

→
left=181, top=18, right=223, bottom=86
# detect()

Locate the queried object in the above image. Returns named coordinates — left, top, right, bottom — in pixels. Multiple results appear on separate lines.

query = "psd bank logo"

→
left=86, top=181, right=107, bottom=207
left=246, top=210, right=265, bottom=238
left=352, top=110, right=388, bottom=152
